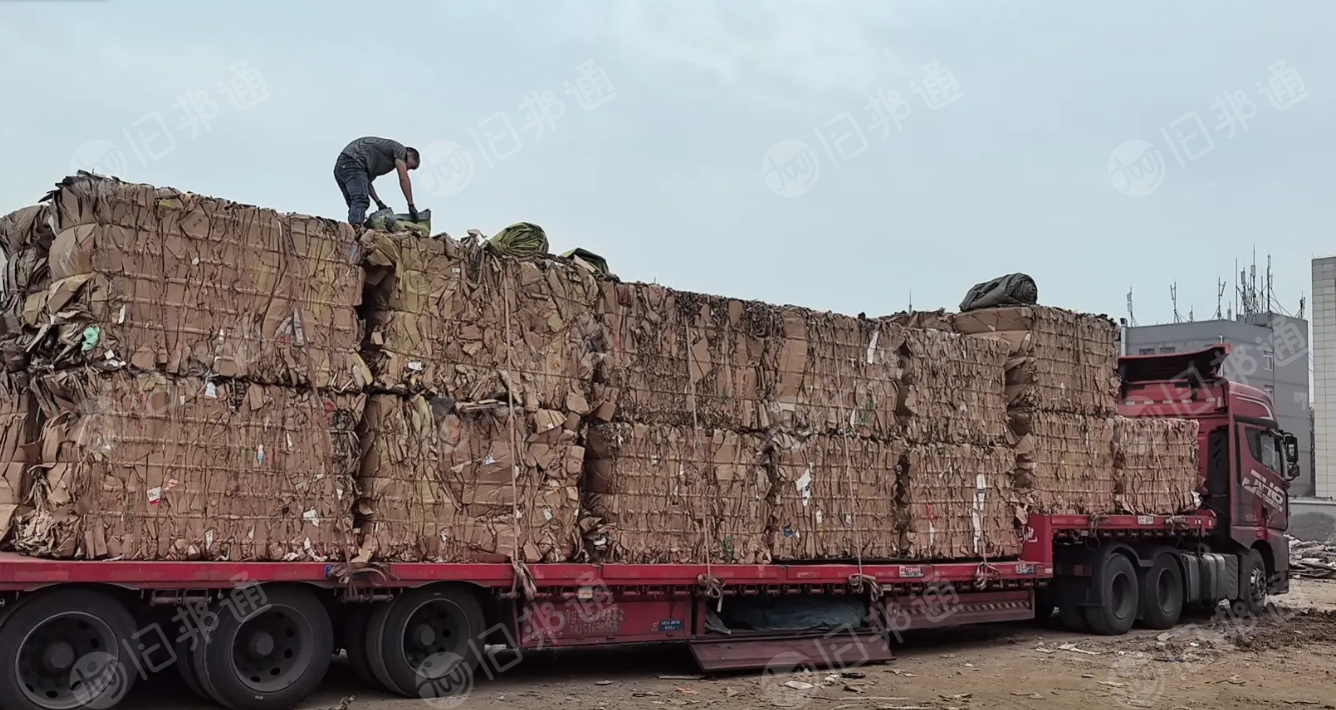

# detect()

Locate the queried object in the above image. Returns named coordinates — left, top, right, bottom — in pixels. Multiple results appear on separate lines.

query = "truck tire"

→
left=1234, top=550, right=1267, bottom=618
left=1083, top=554, right=1139, bottom=636
left=369, top=586, right=485, bottom=700
left=174, top=633, right=206, bottom=699
left=1138, top=553, right=1184, bottom=630
left=362, top=601, right=400, bottom=694
left=1058, top=605, right=1088, bottom=633
left=1033, top=587, right=1055, bottom=623
left=193, top=586, right=334, bottom=710
left=0, top=588, right=137, bottom=710
left=341, top=605, right=377, bottom=689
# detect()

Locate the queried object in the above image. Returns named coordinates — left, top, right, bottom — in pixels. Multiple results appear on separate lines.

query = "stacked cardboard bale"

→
left=591, top=283, right=771, bottom=430
left=1113, top=416, right=1200, bottom=514
left=583, top=422, right=769, bottom=564
left=361, top=233, right=602, bottom=411
left=770, top=432, right=903, bottom=561
left=0, top=380, right=36, bottom=542
left=951, top=307, right=1121, bottom=515
left=763, top=311, right=907, bottom=561
left=903, top=444, right=1019, bottom=559
left=1, top=174, right=367, bottom=560
left=357, top=232, right=599, bottom=562
left=356, top=395, right=583, bottom=563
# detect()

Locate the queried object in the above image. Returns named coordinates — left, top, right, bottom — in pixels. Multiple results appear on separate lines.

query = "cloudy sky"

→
left=0, top=0, right=1330, bottom=326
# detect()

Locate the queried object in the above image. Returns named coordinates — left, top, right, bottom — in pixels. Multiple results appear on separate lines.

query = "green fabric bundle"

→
left=485, top=222, right=548, bottom=257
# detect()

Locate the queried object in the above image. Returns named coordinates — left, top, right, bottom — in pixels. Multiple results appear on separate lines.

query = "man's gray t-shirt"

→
left=340, top=137, right=408, bottom=178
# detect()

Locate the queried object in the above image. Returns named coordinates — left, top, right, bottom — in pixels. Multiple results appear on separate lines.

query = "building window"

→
left=1139, top=348, right=1156, bottom=355
left=1159, top=346, right=1176, bottom=354
left=1264, top=353, right=1273, bottom=371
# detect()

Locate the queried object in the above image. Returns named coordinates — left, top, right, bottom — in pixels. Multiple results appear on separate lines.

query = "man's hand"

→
left=408, top=203, right=419, bottom=222
left=396, top=159, right=415, bottom=211
left=374, top=198, right=388, bottom=212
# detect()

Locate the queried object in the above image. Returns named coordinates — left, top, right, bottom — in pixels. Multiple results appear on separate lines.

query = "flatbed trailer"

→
left=0, top=346, right=1298, bottom=710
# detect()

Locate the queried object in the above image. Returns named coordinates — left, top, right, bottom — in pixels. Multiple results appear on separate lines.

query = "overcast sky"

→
left=0, top=0, right=1330, bottom=326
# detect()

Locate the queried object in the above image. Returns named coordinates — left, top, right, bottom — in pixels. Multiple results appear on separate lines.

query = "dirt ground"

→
left=128, top=579, right=1336, bottom=710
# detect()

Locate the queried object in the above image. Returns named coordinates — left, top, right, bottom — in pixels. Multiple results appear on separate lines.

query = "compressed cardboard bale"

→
left=12, top=174, right=367, bottom=391
left=771, top=433, right=904, bottom=561
left=13, top=371, right=363, bottom=560
left=0, top=380, right=37, bottom=542
left=903, top=444, right=1019, bottom=560
left=583, top=423, right=769, bottom=564
left=763, top=310, right=905, bottom=438
left=899, top=329, right=1009, bottom=445
left=1012, top=410, right=1117, bottom=515
left=356, top=395, right=583, bottom=563
left=1114, top=416, right=1200, bottom=514
left=592, top=283, right=772, bottom=430
left=950, top=306, right=1119, bottom=415
left=362, top=232, right=601, bottom=411
left=882, top=309, right=953, bottom=331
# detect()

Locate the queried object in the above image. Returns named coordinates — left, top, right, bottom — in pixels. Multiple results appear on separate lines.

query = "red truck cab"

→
left=1117, top=343, right=1297, bottom=596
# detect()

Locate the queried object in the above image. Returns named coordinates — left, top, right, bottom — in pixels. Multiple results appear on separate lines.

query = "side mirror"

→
left=1282, top=432, right=1301, bottom=481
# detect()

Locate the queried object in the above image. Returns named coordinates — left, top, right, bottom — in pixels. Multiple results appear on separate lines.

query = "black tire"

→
left=193, top=586, right=334, bottom=710
left=1138, top=554, right=1184, bottom=630
left=1084, top=554, right=1140, bottom=635
left=341, top=605, right=377, bottom=689
left=362, top=601, right=400, bottom=694
left=370, top=586, right=486, bottom=700
left=1058, top=605, right=1088, bottom=632
left=1235, top=549, right=1267, bottom=618
left=1033, top=587, right=1055, bottom=623
left=0, top=588, right=138, bottom=710
left=174, top=633, right=206, bottom=700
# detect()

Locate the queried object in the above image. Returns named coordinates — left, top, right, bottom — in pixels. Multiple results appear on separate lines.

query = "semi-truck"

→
left=0, top=343, right=1298, bottom=710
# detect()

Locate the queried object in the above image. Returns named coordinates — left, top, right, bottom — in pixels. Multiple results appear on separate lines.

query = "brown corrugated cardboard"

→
left=592, top=283, right=770, bottom=431
left=0, top=381, right=36, bottom=543
left=903, top=444, right=1020, bottom=560
left=899, top=329, right=1009, bottom=445
left=356, top=394, right=583, bottom=563
left=583, top=422, right=769, bottom=564
left=362, top=232, right=601, bottom=411
left=950, top=306, right=1119, bottom=415
left=1114, top=416, right=1200, bottom=514
left=1012, top=411, right=1117, bottom=514
left=11, top=174, right=368, bottom=391
left=13, top=371, right=362, bottom=560
left=763, top=311, right=904, bottom=438
left=770, top=433, right=904, bottom=561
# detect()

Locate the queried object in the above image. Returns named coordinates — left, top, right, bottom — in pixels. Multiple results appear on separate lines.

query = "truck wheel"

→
left=362, top=601, right=399, bottom=694
left=194, top=586, right=333, bottom=710
left=1058, top=605, right=1088, bottom=632
left=369, top=586, right=485, bottom=700
left=1138, top=554, right=1184, bottom=630
left=1083, top=554, right=1139, bottom=636
left=1033, top=587, right=1055, bottom=623
left=1234, top=550, right=1267, bottom=618
left=174, top=634, right=206, bottom=699
left=341, top=605, right=377, bottom=688
left=0, top=589, right=137, bottom=710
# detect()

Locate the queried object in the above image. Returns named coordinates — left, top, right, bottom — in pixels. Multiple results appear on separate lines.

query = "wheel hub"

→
left=230, top=608, right=312, bottom=693
left=402, top=601, right=465, bottom=670
left=16, top=613, right=120, bottom=710
left=248, top=630, right=276, bottom=658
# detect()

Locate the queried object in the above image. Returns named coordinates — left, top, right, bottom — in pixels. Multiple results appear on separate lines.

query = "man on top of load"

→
left=333, top=136, right=420, bottom=225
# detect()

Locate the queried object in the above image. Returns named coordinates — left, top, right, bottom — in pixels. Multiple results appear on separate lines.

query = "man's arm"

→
left=367, top=181, right=387, bottom=211
left=395, top=159, right=417, bottom=220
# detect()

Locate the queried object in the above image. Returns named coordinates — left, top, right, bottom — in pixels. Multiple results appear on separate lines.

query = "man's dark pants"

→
left=333, top=155, right=371, bottom=225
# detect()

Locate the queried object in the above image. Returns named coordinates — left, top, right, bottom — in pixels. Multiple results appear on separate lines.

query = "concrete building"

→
left=1124, top=314, right=1314, bottom=497
left=1314, top=257, right=1336, bottom=499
